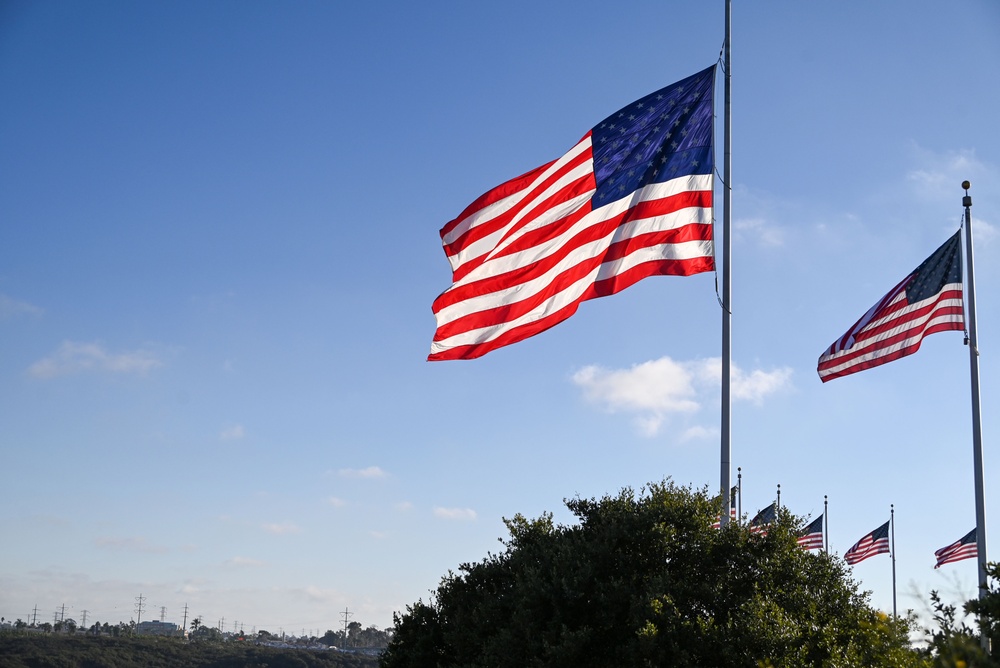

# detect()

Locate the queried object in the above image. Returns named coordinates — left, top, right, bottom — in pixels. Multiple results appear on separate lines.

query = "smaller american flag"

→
left=844, top=520, right=890, bottom=565
left=797, top=515, right=824, bottom=551
left=749, top=502, right=776, bottom=535
left=817, top=231, right=964, bottom=382
left=711, top=486, right=738, bottom=529
left=934, top=528, right=977, bottom=568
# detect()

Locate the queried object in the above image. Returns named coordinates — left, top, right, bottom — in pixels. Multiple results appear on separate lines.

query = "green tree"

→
left=381, top=480, right=925, bottom=668
left=923, top=562, right=1000, bottom=666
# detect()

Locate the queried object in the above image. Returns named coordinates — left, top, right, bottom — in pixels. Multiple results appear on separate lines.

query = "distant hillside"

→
left=0, top=633, right=380, bottom=668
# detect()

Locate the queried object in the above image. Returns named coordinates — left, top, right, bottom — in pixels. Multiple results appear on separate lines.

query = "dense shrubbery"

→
left=0, top=633, right=379, bottom=668
left=382, top=479, right=999, bottom=668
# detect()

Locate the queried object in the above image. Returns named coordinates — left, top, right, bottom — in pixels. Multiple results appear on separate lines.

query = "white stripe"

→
left=818, top=304, right=963, bottom=378
left=434, top=196, right=712, bottom=326
left=430, top=238, right=712, bottom=353
left=445, top=173, right=712, bottom=291
left=443, top=138, right=593, bottom=272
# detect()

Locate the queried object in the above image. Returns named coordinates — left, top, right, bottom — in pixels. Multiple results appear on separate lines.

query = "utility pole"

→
left=341, top=607, right=353, bottom=647
left=31, top=606, right=37, bottom=626
left=134, top=594, right=145, bottom=627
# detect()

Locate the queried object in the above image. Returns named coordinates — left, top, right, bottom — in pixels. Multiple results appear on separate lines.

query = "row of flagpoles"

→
left=717, top=480, right=979, bottom=569
left=718, top=478, right=981, bottom=618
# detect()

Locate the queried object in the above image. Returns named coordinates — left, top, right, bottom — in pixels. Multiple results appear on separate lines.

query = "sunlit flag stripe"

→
left=844, top=521, right=890, bottom=565
left=817, top=289, right=963, bottom=380
left=430, top=66, right=716, bottom=361
left=934, top=529, right=977, bottom=568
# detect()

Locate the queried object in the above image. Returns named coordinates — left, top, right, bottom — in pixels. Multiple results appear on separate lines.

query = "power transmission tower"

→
left=60, top=604, right=66, bottom=622
left=160, top=606, right=166, bottom=622
left=182, top=603, right=188, bottom=633
left=341, top=607, right=353, bottom=647
left=31, top=606, right=37, bottom=625
left=81, top=610, right=88, bottom=628
left=134, top=594, right=145, bottom=627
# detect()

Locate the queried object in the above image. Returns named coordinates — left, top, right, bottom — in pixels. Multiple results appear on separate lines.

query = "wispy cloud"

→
left=326, top=496, right=347, bottom=508
left=261, top=523, right=302, bottom=535
left=95, top=536, right=169, bottom=554
left=0, top=293, right=43, bottom=319
left=433, top=507, right=477, bottom=521
left=225, top=556, right=265, bottom=568
left=336, top=466, right=387, bottom=479
left=28, top=341, right=163, bottom=379
left=572, top=356, right=792, bottom=437
left=219, top=424, right=245, bottom=441
left=735, top=217, right=784, bottom=247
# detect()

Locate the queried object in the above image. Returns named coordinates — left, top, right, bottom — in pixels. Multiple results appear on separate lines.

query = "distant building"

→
left=136, top=620, right=183, bottom=637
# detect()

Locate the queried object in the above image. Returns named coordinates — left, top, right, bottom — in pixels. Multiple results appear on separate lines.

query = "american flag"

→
left=749, top=502, right=776, bottom=535
left=844, top=520, right=890, bottom=565
left=817, top=231, right=964, bottom=382
left=429, top=66, right=716, bottom=361
left=711, top=485, right=738, bottom=529
left=934, top=528, right=977, bottom=568
left=797, top=515, right=824, bottom=551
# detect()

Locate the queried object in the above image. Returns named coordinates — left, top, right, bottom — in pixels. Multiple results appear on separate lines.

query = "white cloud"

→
left=326, top=496, right=347, bottom=508
left=225, top=556, right=265, bottom=568
left=433, top=507, right=477, bottom=521
left=680, top=425, right=718, bottom=441
left=28, top=341, right=163, bottom=378
left=261, top=523, right=302, bottom=535
left=394, top=501, right=413, bottom=512
left=735, top=217, right=784, bottom=247
left=572, top=356, right=793, bottom=436
left=337, top=466, right=387, bottom=479
left=95, top=536, right=168, bottom=554
left=219, top=424, right=245, bottom=441
left=0, top=293, right=43, bottom=319
left=303, top=585, right=340, bottom=603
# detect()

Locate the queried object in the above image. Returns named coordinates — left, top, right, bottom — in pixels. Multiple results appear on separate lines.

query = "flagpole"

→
left=962, top=181, right=990, bottom=652
left=719, top=0, right=733, bottom=527
left=776, top=484, right=780, bottom=510
left=890, top=504, right=897, bottom=618
left=824, top=495, right=828, bottom=553
left=737, top=467, right=742, bottom=521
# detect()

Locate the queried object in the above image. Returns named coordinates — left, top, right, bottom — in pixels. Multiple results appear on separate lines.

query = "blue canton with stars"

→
left=590, top=65, right=715, bottom=207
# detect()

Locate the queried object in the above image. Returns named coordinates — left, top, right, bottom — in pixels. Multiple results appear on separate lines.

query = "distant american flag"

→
left=934, top=528, right=977, bottom=568
left=797, top=515, right=824, bottom=551
left=817, top=232, right=964, bottom=382
left=429, top=66, right=716, bottom=361
left=844, top=520, right=890, bottom=565
left=749, top=502, right=776, bottom=535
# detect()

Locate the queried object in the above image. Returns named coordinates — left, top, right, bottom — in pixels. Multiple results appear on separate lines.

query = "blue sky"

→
left=2, top=0, right=999, bottom=636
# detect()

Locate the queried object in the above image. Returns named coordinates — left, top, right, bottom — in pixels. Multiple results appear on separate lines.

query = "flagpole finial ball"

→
left=962, top=180, right=971, bottom=191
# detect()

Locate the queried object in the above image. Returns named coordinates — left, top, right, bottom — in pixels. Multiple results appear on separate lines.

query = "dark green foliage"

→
left=381, top=480, right=925, bottom=668
left=922, top=562, right=1000, bottom=667
left=0, top=633, right=379, bottom=668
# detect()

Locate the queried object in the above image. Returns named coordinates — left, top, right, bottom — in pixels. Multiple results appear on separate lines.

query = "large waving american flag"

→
left=797, top=515, right=824, bottom=551
left=429, top=66, right=716, bottom=361
left=817, top=231, right=964, bottom=382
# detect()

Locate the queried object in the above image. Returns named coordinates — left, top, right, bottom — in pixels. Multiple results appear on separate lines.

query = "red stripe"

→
left=428, top=254, right=714, bottom=361
left=432, top=222, right=713, bottom=341
left=433, top=190, right=712, bottom=314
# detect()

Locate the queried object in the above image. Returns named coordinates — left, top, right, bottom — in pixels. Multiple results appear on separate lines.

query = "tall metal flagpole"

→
left=824, top=495, right=829, bottom=553
left=962, top=181, right=990, bottom=652
left=719, top=0, right=733, bottom=527
left=890, top=504, right=897, bottom=618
